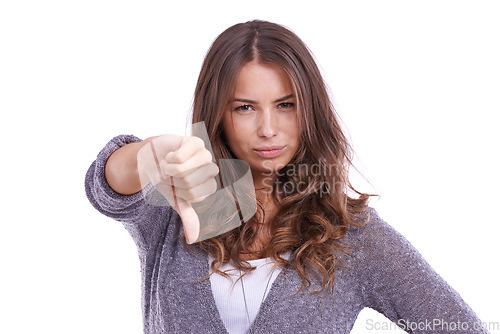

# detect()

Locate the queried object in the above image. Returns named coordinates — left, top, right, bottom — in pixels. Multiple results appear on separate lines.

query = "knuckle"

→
left=174, top=149, right=188, bottom=163
left=183, top=177, right=193, bottom=190
left=202, top=149, right=212, bottom=163
left=187, top=136, right=203, bottom=150
left=159, top=164, right=168, bottom=178
left=169, top=164, right=182, bottom=176
left=210, top=163, right=220, bottom=176
left=186, top=189, right=196, bottom=201
left=192, top=136, right=205, bottom=148
left=171, top=151, right=183, bottom=163
left=210, top=178, right=217, bottom=193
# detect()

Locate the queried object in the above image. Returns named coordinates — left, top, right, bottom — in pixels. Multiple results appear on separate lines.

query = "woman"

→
left=85, top=20, right=487, bottom=333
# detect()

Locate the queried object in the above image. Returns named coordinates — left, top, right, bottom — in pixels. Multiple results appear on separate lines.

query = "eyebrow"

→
left=231, top=94, right=295, bottom=104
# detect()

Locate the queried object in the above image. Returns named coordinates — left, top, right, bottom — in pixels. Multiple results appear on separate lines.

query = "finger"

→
left=153, top=181, right=180, bottom=210
left=175, top=197, right=200, bottom=244
left=158, top=176, right=217, bottom=203
left=160, top=148, right=213, bottom=178
left=149, top=135, right=184, bottom=159
left=164, top=136, right=206, bottom=164
left=154, top=178, right=201, bottom=244
left=188, top=177, right=218, bottom=203
left=160, top=162, right=219, bottom=190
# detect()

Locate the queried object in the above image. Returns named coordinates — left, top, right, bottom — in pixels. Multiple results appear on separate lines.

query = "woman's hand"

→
left=137, top=134, right=219, bottom=243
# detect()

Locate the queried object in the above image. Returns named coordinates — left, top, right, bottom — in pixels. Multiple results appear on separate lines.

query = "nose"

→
left=257, top=107, right=278, bottom=138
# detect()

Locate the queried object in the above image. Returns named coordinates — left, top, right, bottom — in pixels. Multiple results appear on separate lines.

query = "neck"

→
left=252, top=171, right=275, bottom=197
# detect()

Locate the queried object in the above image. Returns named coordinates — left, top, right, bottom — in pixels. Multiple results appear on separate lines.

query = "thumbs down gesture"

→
left=137, top=122, right=256, bottom=244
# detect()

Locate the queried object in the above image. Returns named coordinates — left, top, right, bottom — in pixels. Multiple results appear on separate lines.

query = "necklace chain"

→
left=239, top=266, right=276, bottom=334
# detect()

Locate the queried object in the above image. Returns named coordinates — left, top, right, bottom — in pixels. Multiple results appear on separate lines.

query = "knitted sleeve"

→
left=84, top=134, right=174, bottom=252
left=358, top=208, right=488, bottom=333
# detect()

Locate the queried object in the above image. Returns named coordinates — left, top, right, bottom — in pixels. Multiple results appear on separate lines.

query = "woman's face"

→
left=222, top=61, right=300, bottom=183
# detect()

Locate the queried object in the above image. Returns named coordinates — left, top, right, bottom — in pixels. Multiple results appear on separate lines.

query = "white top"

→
left=208, top=252, right=292, bottom=334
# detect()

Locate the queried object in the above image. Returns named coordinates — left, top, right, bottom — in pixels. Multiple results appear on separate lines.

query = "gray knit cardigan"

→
left=85, top=135, right=487, bottom=333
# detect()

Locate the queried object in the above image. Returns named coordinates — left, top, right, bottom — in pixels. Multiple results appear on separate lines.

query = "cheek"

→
left=283, top=114, right=300, bottom=139
left=222, top=118, right=245, bottom=153
left=222, top=116, right=236, bottom=140
left=225, top=117, right=252, bottom=140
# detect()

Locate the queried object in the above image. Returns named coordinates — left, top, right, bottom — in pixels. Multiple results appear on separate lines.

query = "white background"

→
left=1, top=1, right=498, bottom=333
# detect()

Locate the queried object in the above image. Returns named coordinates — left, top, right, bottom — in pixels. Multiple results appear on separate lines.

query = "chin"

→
left=255, top=159, right=290, bottom=175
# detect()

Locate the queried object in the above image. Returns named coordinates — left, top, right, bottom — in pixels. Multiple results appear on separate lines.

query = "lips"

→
left=254, top=145, right=285, bottom=151
left=253, top=145, right=286, bottom=158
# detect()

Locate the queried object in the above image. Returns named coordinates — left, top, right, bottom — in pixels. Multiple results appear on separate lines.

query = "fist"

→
left=137, top=134, right=219, bottom=243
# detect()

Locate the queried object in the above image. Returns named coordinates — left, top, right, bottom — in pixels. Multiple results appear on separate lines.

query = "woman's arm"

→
left=86, top=134, right=219, bottom=244
left=104, top=136, right=157, bottom=195
left=85, top=135, right=154, bottom=223
left=358, top=208, right=488, bottom=333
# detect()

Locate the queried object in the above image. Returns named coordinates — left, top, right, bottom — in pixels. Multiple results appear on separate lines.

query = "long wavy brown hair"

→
left=187, top=20, right=375, bottom=301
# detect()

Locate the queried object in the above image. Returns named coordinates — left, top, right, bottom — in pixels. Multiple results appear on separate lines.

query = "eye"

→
left=278, top=102, right=295, bottom=109
left=233, top=105, right=254, bottom=112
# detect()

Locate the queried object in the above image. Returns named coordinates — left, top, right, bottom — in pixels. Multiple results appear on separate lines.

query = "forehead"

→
left=232, top=62, right=294, bottom=99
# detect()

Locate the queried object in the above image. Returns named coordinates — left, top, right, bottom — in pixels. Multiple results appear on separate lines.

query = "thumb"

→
left=151, top=177, right=200, bottom=244
left=174, top=197, right=200, bottom=244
